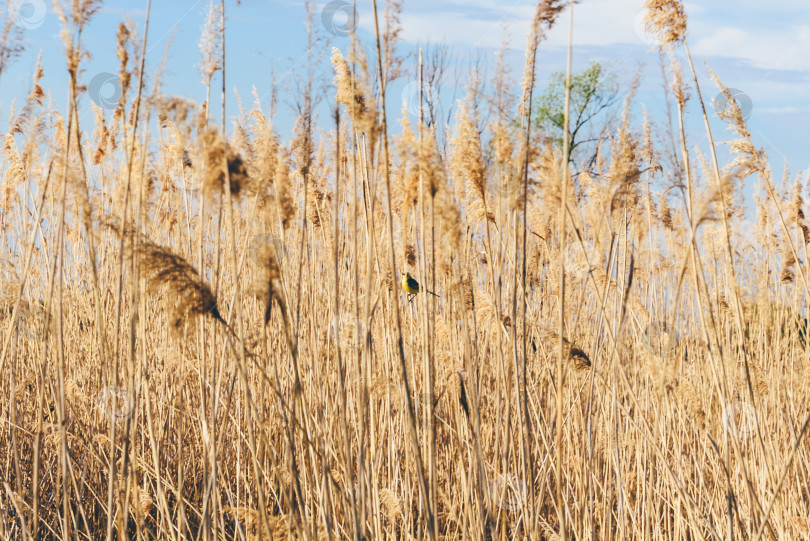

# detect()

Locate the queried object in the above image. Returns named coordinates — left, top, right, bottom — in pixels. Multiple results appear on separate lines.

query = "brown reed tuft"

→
left=533, top=326, right=591, bottom=370
left=451, top=101, right=492, bottom=225
left=642, top=0, right=687, bottom=47
left=198, top=126, right=250, bottom=200
left=135, top=240, right=226, bottom=330
left=331, top=47, right=377, bottom=141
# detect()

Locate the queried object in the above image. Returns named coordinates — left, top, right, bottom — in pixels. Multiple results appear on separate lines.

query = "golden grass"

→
left=0, top=0, right=808, bottom=539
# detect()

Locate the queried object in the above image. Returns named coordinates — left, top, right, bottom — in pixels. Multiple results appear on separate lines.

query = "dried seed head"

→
left=135, top=241, right=225, bottom=334
left=642, top=0, right=687, bottom=47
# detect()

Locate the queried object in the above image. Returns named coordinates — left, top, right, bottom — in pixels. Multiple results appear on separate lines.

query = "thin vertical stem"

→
left=417, top=48, right=438, bottom=541
left=370, top=2, right=434, bottom=538
left=556, top=3, right=575, bottom=540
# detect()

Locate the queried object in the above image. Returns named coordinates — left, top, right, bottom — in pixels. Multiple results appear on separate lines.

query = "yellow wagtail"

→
left=400, top=271, right=439, bottom=301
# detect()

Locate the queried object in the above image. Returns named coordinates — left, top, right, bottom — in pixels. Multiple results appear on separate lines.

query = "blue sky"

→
left=2, top=0, right=808, bottom=178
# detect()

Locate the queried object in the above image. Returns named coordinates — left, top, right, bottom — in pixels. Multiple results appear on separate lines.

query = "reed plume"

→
left=135, top=240, right=226, bottom=330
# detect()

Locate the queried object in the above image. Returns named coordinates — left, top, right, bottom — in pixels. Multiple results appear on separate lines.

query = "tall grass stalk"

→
left=556, top=5, right=575, bottom=540
left=371, top=1, right=434, bottom=537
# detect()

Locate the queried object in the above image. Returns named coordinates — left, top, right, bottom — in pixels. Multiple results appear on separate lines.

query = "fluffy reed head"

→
left=135, top=240, right=225, bottom=332
left=642, top=0, right=687, bottom=47
left=199, top=127, right=251, bottom=201
left=330, top=47, right=377, bottom=141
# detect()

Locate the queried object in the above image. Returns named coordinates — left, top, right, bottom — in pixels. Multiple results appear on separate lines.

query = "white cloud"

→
left=367, top=0, right=645, bottom=50
left=691, top=25, right=810, bottom=72
left=363, top=0, right=810, bottom=77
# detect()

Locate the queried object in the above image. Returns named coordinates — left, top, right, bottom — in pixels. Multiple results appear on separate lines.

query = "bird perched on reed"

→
left=400, top=271, right=439, bottom=301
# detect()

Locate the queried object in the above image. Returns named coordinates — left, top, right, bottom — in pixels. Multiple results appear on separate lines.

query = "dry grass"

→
left=0, top=0, right=808, bottom=539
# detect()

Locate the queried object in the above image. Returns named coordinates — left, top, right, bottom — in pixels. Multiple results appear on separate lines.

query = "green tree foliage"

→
left=533, top=61, right=619, bottom=164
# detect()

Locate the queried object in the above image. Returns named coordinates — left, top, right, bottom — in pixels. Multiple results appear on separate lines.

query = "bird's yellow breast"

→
left=401, top=274, right=420, bottom=294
